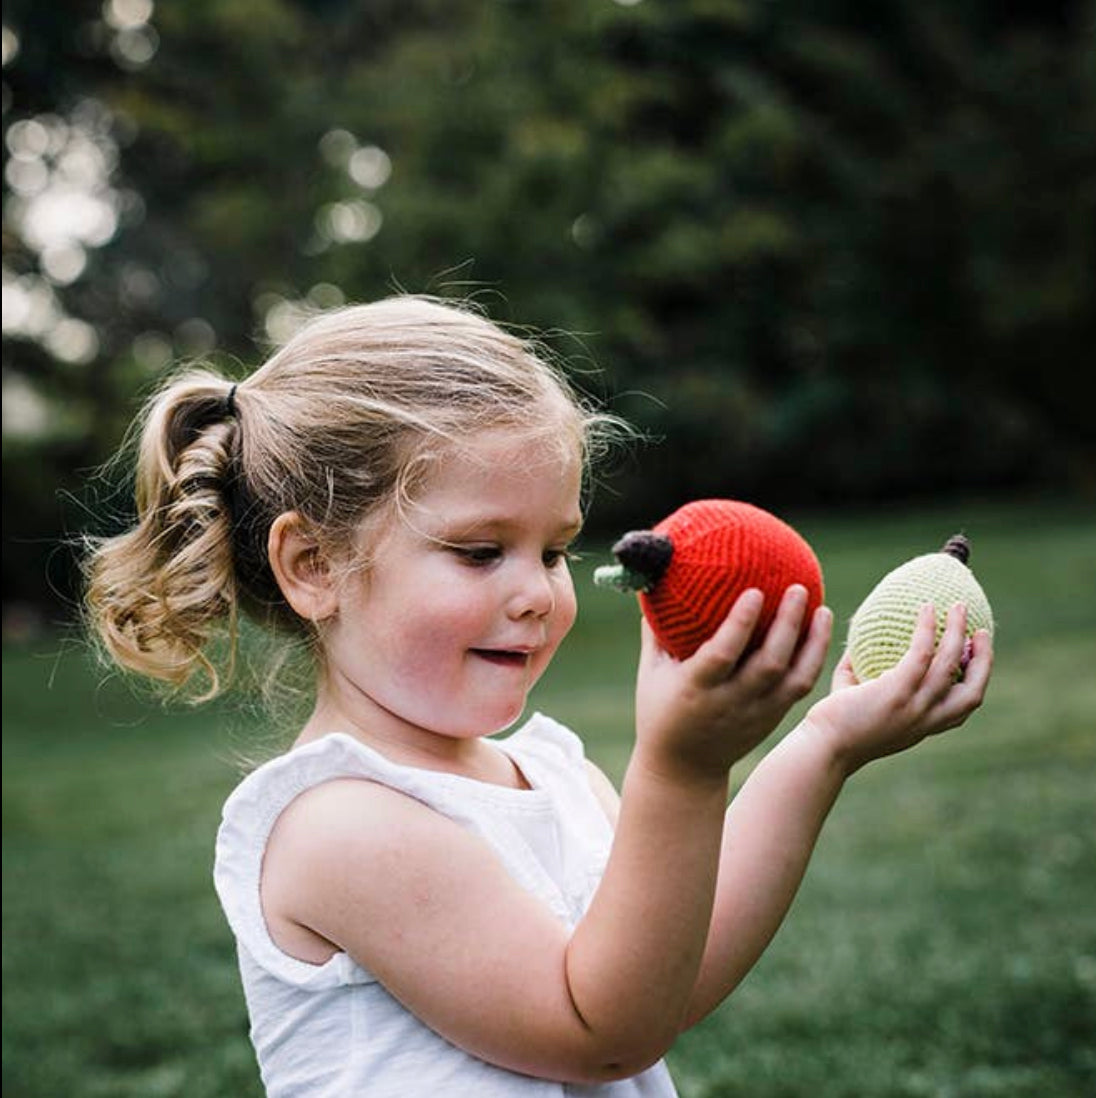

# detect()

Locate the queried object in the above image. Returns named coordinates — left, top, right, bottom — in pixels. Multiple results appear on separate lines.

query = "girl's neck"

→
left=294, top=698, right=530, bottom=790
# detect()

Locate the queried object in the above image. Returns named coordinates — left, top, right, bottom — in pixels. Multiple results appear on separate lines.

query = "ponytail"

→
left=85, top=371, right=243, bottom=699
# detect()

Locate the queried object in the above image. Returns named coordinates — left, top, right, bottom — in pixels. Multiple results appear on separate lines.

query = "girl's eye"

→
left=451, top=544, right=577, bottom=568
left=455, top=545, right=502, bottom=566
left=543, top=547, right=577, bottom=568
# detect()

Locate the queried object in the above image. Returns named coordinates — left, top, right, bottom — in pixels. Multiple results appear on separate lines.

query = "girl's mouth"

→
left=470, top=649, right=530, bottom=668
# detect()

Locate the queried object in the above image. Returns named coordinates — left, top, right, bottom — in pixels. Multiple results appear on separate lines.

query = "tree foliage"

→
left=3, top=0, right=1093, bottom=614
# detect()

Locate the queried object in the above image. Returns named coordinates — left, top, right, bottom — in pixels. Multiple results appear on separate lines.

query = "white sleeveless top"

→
left=213, top=712, right=679, bottom=1098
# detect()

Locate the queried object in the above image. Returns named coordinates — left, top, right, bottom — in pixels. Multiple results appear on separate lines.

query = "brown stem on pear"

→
left=941, top=534, right=970, bottom=564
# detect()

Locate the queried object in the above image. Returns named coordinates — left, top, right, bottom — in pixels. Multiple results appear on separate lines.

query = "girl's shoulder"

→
left=224, top=732, right=400, bottom=805
left=212, top=734, right=402, bottom=987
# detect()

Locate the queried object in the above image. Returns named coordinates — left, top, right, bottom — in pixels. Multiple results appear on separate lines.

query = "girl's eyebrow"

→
left=435, top=514, right=584, bottom=541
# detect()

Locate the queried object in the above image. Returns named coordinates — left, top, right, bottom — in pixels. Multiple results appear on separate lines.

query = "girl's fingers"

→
left=786, top=604, right=833, bottom=694
left=752, top=584, right=811, bottom=670
left=929, top=627, right=994, bottom=729
left=962, top=628, right=994, bottom=697
left=698, top=585, right=823, bottom=695
left=638, top=616, right=675, bottom=670
left=831, top=650, right=859, bottom=691
left=637, top=617, right=669, bottom=679
left=691, top=587, right=765, bottom=683
left=890, top=602, right=938, bottom=687
left=927, top=602, right=968, bottom=686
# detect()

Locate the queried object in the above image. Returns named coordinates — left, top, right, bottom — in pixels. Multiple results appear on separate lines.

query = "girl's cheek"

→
left=555, top=588, right=579, bottom=637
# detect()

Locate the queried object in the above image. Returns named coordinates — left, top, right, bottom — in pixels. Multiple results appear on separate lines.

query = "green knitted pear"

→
left=847, top=534, right=994, bottom=682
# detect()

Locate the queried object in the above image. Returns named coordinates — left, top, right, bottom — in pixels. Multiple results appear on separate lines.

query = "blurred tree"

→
left=3, top=0, right=1093, bottom=619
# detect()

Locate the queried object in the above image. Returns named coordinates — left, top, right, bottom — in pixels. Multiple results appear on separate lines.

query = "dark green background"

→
left=3, top=0, right=1094, bottom=624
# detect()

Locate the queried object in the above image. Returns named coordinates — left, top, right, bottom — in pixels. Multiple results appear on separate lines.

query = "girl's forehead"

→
left=407, top=429, right=582, bottom=521
left=431, top=426, right=582, bottom=483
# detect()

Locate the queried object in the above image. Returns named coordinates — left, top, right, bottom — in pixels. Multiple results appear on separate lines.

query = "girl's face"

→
left=319, top=429, right=583, bottom=744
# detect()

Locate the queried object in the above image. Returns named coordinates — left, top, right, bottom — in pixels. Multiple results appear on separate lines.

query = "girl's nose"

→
left=507, top=562, right=556, bottom=620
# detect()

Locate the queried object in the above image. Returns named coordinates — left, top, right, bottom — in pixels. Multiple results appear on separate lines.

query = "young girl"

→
left=85, top=296, right=992, bottom=1096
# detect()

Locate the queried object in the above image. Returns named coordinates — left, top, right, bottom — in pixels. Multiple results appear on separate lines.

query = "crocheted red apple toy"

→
left=594, top=499, right=825, bottom=660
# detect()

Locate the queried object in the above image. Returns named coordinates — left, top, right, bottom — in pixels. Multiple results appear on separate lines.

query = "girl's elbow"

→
left=565, top=1033, right=678, bottom=1085
left=562, top=1051, right=668, bottom=1086
left=526, top=1028, right=674, bottom=1086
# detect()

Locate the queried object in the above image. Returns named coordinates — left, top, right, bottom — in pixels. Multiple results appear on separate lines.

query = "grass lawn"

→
left=4, top=497, right=1094, bottom=1097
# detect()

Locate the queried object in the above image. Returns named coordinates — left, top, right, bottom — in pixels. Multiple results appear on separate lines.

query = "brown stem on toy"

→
left=941, top=534, right=970, bottom=564
left=613, top=530, right=674, bottom=587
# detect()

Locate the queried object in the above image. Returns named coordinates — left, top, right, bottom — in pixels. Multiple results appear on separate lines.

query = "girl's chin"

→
left=423, top=700, right=528, bottom=740
left=472, top=708, right=527, bottom=738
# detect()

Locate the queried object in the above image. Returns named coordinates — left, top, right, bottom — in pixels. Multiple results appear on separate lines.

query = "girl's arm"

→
left=683, top=602, right=994, bottom=1026
left=560, top=584, right=831, bottom=1060
left=265, top=586, right=830, bottom=1083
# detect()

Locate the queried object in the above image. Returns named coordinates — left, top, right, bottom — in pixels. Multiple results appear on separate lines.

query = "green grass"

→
left=4, top=498, right=1095, bottom=1097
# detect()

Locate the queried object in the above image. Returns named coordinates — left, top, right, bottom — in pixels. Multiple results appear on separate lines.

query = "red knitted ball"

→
left=637, top=499, right=825, bottom=660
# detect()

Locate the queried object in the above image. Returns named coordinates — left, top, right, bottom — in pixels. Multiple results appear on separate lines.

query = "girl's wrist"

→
left=627, top=740, right=732, bottom=800
left=784, top=712, right=859, bottom=783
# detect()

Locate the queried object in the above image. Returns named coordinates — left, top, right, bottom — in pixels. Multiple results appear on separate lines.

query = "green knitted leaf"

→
left=593, top=563, right=652, bottom=592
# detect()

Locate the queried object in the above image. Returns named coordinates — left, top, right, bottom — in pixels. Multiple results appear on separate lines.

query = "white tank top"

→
left=213, top=712, right=679, bottom=1097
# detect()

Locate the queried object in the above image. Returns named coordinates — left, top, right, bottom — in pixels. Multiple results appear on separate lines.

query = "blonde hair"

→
left=84, top=296, right=622, bottom=701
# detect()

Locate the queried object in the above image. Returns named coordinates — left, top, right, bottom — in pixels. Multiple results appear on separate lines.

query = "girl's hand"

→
left=806, top=602, right=993, bottom=776
left=634, top=585, right=834, bottom=783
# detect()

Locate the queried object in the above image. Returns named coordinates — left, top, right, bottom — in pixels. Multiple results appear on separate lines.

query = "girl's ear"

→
left=268, top=511, right=339, bottom=623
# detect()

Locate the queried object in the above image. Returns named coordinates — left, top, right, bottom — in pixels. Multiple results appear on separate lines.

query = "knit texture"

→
left=637, top=500, right=825, bottom=661
left=847, top=550, right=994, bottom=681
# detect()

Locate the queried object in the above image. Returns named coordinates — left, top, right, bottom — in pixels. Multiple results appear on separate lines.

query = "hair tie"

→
left=226, top=383, right=239, bottom=418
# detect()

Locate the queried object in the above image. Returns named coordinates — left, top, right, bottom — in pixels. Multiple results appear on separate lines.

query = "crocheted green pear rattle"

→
left=846, top=534, right=994, bottom=681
